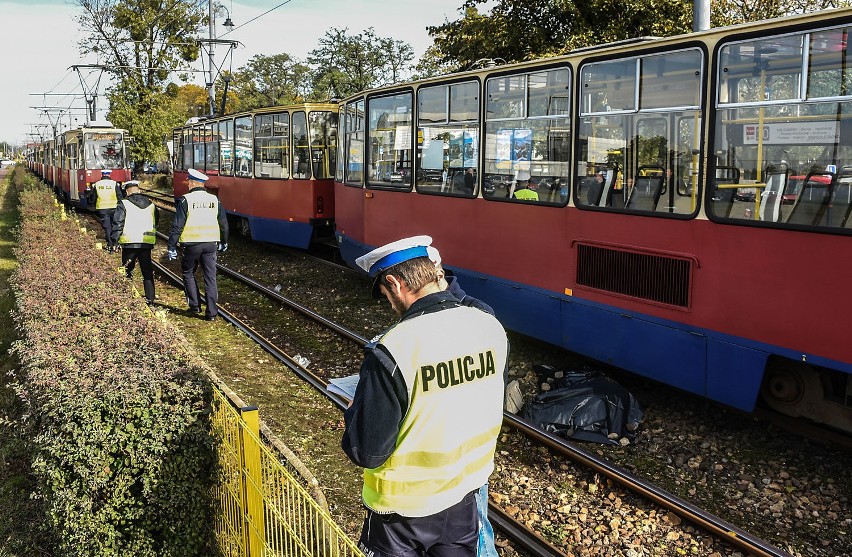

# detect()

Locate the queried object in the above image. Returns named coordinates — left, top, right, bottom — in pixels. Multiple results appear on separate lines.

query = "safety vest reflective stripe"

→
left=118, top=200, right=156, bottom=245
left=362, top=305, right=508, bottom=517
left=179, top=190, right=220, bottom=243
left=94, top=179, right=118, bottom=209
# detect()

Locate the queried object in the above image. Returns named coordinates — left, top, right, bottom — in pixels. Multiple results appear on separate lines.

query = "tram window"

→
left=416, top=81, right=479, bottom=196
left=235, top=116, right=253, bottom=178
left=528, top=69, right=570, bottom=117
left=577, top=50, right=702, bottom=217
left=182, top=128, right=192, bottom=171
left=205, top=123, right=219, bottom=171
left=254, top=112, right=289, bottom=179
left=640, top=51, right=702, bottom=110
left=713, top=27, right=852, bottom=232
left=219, top=119, right=234, bottom=176
left=484, top=68, right=571, bottom=205
left=719, top=35, right=803, bottom=104
left=343, top=99, right=365, bottom=186
left=173, top=131, right=183, bottom=171
left=581, top=59, right=636, bottom=113
left=292, top=111, right=310, bottom=179
left=84, top=132, right=124, bottom=170
left=193, top=125, right=205, bottom=171
left=309, top=111, right=337, bottom=180
left=808, top=29, right=852, bottom=99
left=367, top=92, right=412, bottom=190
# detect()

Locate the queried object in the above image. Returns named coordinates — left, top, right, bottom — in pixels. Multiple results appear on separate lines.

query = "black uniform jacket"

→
left=110, top=193, right=159, bottom=248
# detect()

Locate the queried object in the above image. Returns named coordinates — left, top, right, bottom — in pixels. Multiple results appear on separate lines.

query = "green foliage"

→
left=10, top=175, right=217, bottom=555
left=424, top=0, right=848, bottom=71
left=108, top=85, right=188, bottom=170
left=308, top=27, right=414, bottom=99
left=222, top=53, right=315, bottom=111
left=74, top=0, right=207, bottom=169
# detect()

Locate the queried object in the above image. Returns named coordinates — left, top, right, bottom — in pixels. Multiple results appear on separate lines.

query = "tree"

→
left=424, top=0, right=848, bottom=72
left=220, top=54, right=314, bottom=112
left=308, top=27, right=414, bottom=99
left=74, top=0, right=207, bottom=167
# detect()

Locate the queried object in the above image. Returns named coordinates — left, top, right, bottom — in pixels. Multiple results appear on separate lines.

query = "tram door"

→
left=68, top=141, right=79, bottom=202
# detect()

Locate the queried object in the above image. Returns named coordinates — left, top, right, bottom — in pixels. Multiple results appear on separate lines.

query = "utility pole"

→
left=207, top=0, right=215, bottom=116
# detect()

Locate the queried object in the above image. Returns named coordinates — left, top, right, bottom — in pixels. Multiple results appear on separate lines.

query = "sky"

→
left=0, top=0, right=477, bottom=147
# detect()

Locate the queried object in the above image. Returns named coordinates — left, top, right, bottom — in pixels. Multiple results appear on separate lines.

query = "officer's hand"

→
left=217, top=242, right=228, bottom=253
left=166, top=249, right=178, bottom=261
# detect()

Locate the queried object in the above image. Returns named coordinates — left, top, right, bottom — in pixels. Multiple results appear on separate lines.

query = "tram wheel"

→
left=761, top=362, right=852, bottom=433
left=239, top=217, right=251, bottom=237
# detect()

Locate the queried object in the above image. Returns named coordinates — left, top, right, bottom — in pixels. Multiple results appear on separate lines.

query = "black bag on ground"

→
left=522, top=366, right=644, bottom=445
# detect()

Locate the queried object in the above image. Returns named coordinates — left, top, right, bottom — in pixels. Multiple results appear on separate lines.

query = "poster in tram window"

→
left=448, top=130, right=464, bottom=168
left=512, top=129, right=532, bottom=161
left=495, top=129, right=513, bottom=163
left=463, top=130, right=478, bottom=168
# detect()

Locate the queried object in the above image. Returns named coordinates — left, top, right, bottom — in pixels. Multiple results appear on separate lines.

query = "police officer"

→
left=88, top=168, right=123, bottom=252
left=343, top=235, right=509, bottom=557
left=166, top=169, right=228, bottom=320
left=111, top=181, right=158, bottom=305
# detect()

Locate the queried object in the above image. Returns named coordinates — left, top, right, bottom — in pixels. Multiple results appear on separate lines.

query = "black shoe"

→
left=204, top=315, right=217, bottom=321
left=189, top=306, right=201, bottom=314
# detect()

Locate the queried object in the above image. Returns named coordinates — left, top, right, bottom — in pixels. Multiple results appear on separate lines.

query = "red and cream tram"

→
left=334, top=9, right=852, bottom=431
left=172, top=103, right=338, bottom=249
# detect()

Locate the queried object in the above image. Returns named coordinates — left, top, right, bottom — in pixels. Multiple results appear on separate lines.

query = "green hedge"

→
left=9, top=168, right=217, bottom=556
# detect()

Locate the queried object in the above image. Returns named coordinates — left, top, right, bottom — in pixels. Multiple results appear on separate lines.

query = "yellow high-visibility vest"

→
left=362, top=305, right=508, bottom=517
left=93, top=179, right=118, bottom=210
left=179, top=189, right=220, bottom=243
left=513, top=188, right=539, bottom=201
left=118, top=200, right=156, bottom=245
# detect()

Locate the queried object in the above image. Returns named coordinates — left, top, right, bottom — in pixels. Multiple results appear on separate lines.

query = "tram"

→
left=27, top=122, right=131, bottom=208
left=172, top=103, right=338, bottom=249
left=333, top=9, right=852, bottom=431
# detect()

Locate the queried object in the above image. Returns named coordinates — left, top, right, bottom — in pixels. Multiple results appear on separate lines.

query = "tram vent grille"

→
left=576, top=244, right=691, bottom=307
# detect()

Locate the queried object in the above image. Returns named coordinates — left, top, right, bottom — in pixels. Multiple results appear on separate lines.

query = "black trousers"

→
left=121, top=246, right=155, bottom=303
left=181, top=242, right=218, bottom=317
left=358, top=490, right=478, bottom=557
left=96, top=209, right=116, bottom=248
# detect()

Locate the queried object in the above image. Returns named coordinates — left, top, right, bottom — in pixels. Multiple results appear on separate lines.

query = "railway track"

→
left=118, top=200, right=793, bottom=555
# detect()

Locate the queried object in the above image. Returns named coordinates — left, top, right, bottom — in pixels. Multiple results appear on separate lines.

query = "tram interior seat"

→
left=625, top=176, right=664, bottom=211
left=583, top=176, right=603, bottom=205
left=759, top=172, right=787, bottom=222
left=826, top=172, right=852, bottom=228
left=710, top=166, right=740, bottom=218
left=599, top=169, right=618, bottom=207
left=786, top=171, right=834, bottom=226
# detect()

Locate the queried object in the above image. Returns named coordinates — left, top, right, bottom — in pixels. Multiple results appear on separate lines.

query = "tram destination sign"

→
left=743, top=121, right=838, bottom=145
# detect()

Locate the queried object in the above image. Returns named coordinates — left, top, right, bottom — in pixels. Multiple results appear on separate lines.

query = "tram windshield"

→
left=84, top=133, right=124, bottom=169
left=711, top=26, right=852, bottom=230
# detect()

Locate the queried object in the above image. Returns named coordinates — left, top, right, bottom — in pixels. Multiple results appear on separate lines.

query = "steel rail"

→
left=148, top=257, right=566, bottom=557
left=144, top=198, right=793, bottom=557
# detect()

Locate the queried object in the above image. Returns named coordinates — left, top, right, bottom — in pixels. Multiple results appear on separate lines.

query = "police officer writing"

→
left=111, top=181, right=159, bottom=305
left=344, top=235, right=509, bottom=557
left=166, top=169, right=228, bottom=320
left=88, top=168, right=124, bottom=252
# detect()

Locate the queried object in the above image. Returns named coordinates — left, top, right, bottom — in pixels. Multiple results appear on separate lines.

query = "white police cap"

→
left=188, top=168, right=209, bottom=182
left=101, top=169, right=112, bottom=175
left=355, top=235, right=433, bottom=277
left=123, top=180, right=140, bottom=188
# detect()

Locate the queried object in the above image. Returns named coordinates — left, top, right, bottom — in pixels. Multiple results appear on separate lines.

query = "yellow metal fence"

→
left=211, top=381, right=363, bottom=557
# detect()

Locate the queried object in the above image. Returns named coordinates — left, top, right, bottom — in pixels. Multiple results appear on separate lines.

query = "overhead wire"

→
left=220, top=0, right=295, bottom=36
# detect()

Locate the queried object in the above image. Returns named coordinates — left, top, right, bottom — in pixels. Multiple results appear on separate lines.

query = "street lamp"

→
left=207, top=1, right=235, bottom=115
